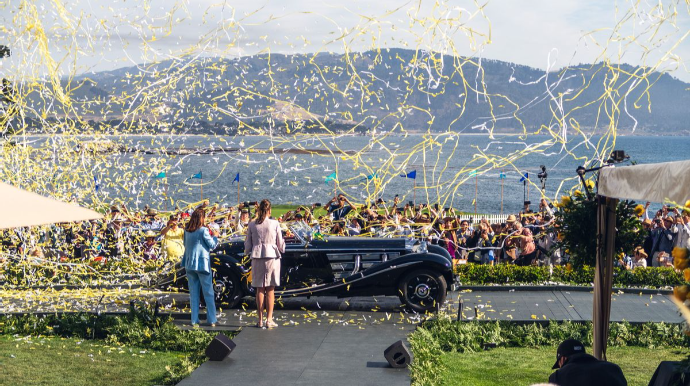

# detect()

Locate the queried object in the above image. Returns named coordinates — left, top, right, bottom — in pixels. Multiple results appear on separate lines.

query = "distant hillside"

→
left=13, top=48, right=690, bottom=135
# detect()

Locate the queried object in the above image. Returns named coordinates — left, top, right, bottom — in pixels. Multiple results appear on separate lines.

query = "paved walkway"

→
left=174, top=289, right=681, bottom=385
left=449, top=290, right=682, bottom=323
left=178, top=322, right=413, bottom=386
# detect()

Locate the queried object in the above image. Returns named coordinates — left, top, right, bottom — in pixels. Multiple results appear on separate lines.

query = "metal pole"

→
left=200, top=179, right=203, bottom=201
left=457, top=298, right=464, bottom=321
left=237, top=178, right=240, bottom=207
left=593, top=196, right=617, bottom=361
left=500, top=174, right=504, bottom=215
left=474, top=174, right=478, bottom=216
left=523, top=180, right=527, bottom=204
left=413, top=178, right=416, bottom=205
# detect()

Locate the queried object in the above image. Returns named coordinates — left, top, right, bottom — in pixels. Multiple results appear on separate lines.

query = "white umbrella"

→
left=0, top=181, right=103, bottom=229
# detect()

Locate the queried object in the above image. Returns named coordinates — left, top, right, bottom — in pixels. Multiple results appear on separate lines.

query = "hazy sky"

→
left=3, top=0, right=689, bottom=81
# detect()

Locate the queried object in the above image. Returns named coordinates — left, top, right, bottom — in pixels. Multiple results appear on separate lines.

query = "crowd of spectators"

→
left=637, top=202, right=690, bottom=268
left=1, top=195, right=687, bottom=270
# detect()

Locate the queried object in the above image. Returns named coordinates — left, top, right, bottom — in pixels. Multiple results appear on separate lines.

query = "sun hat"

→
left=506, top=214, right=517, bottom=223
left=143, top=230, right=158, bottom=238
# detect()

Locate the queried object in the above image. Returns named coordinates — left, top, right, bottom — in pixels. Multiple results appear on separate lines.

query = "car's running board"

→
left=276, top=261, right=419, bottom=297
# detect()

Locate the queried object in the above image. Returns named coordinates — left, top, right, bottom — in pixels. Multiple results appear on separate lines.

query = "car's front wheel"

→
left=398, top=269, right=447, bottom=313
left=213, top=271, right=243, bottom=308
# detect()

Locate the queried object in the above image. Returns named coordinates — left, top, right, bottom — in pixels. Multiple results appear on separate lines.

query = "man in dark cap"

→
left=549, top=339, right=627, bottom=386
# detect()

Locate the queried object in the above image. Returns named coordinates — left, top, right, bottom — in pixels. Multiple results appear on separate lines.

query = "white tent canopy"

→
left=591, top=159, right=690, bottom=361
left=599, top=160, right=690, bottom=204
left=0, top=181, right=103, bottom=229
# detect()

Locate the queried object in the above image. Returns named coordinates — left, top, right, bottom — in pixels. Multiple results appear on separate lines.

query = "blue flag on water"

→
left=324, top=172, right=337, bottom=185
left=519, top=172, right=529, bottom=183
left=232, top=173, right=240, bottom=183
left=365, top=172, right=378, bottom=181
left=499, top=172, right=507, bottom=179
left=152, top=172, right=166, bottom=179
left=400, top=170, right=416, bottom=179
left=94, top=176, right=100, bottom=192
left=190, top=171, right=203, bottom=179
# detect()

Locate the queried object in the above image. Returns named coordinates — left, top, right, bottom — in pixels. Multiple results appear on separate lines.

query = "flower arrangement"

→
left=633, top=204, right=645, bottom=217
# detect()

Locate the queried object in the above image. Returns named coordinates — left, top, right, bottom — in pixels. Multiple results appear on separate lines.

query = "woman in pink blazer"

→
left=244, top=199, right=285, bottom=328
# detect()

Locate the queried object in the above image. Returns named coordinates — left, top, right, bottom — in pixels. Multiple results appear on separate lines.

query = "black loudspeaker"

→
left=384, top=340, right=413, bottom=368
left=205, top=334, right=236, bottom=361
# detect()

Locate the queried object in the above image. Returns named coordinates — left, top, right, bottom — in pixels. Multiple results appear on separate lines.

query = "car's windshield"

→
left=289, top=221, right=313, bottom=244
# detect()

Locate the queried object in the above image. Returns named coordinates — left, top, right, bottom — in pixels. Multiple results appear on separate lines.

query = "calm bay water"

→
left=22, top=134, right=690, bottom=214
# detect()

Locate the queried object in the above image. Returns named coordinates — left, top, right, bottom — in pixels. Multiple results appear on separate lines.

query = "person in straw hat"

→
left=141, top=208, right=165, bottom=231
left=632, top=247, right=647, bottom=268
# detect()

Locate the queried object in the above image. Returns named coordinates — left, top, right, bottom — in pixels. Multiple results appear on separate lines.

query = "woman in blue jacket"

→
left=182, top=207, right=219, bottom=326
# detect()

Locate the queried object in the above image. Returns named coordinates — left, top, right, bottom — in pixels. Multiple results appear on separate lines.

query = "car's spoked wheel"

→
left=212, top=271, right=243, bottom=308
left=398, top=269, right=447, bottom=313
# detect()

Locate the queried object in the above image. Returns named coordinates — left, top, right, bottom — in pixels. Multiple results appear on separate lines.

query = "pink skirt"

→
left=251, top=258, right=281, bottom=287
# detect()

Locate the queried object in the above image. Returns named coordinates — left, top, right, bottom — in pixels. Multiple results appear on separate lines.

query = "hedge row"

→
left=408, top=317, right=689, bottom=386
left=454, top=264, right=684, bottom=288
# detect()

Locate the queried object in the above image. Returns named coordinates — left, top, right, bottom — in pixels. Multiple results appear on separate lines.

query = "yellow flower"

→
left=574, top=190, right=583, bottom=198
left=684, top=268, right=690, bottom=282
left=674, top=285, right=690, bottom=302
left=633, top=204, right=645, bottom=217
left=673, top=247, right=689, bottom=262
left=585, top=180, right=595, bottom=190
left=560, top=196, right=572, bottom=207
left=674, top=255, right=689, bottom=271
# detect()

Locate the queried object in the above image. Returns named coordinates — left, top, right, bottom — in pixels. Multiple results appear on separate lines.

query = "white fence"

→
left=456, top=214, right=510, bottom=226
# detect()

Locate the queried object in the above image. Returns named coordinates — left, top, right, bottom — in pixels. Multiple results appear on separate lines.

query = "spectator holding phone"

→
left=324, top=194, right=354, bottom=221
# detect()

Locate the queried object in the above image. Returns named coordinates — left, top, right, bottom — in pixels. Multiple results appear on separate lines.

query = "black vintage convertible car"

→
left=157, top=222, right=453, bottom=313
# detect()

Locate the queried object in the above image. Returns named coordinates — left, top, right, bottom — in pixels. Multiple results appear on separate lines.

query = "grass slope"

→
left=0, top=335, right=182, bottom=386
left=439, top=346, right=684, bottom=386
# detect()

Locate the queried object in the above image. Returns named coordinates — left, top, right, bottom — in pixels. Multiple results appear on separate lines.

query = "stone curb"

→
left=3, top=284, right=145, bottom=291
left=452, top=285, right=672, bottom=295
left=440, top=318, right=682, bottom=326
left=6, top=284, right=673, bottom=295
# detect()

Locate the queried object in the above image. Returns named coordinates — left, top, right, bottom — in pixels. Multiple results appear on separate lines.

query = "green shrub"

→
left=454, top=264, right=682, bottom=288
left=408, top=317, right=689, bottom=386
left=555, top=196, right=644, bottom=267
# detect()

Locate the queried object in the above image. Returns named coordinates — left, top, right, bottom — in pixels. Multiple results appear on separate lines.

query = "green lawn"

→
left=0, top=335, right=183, bottom=386
left=438, top=346, right=686, bottom=386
